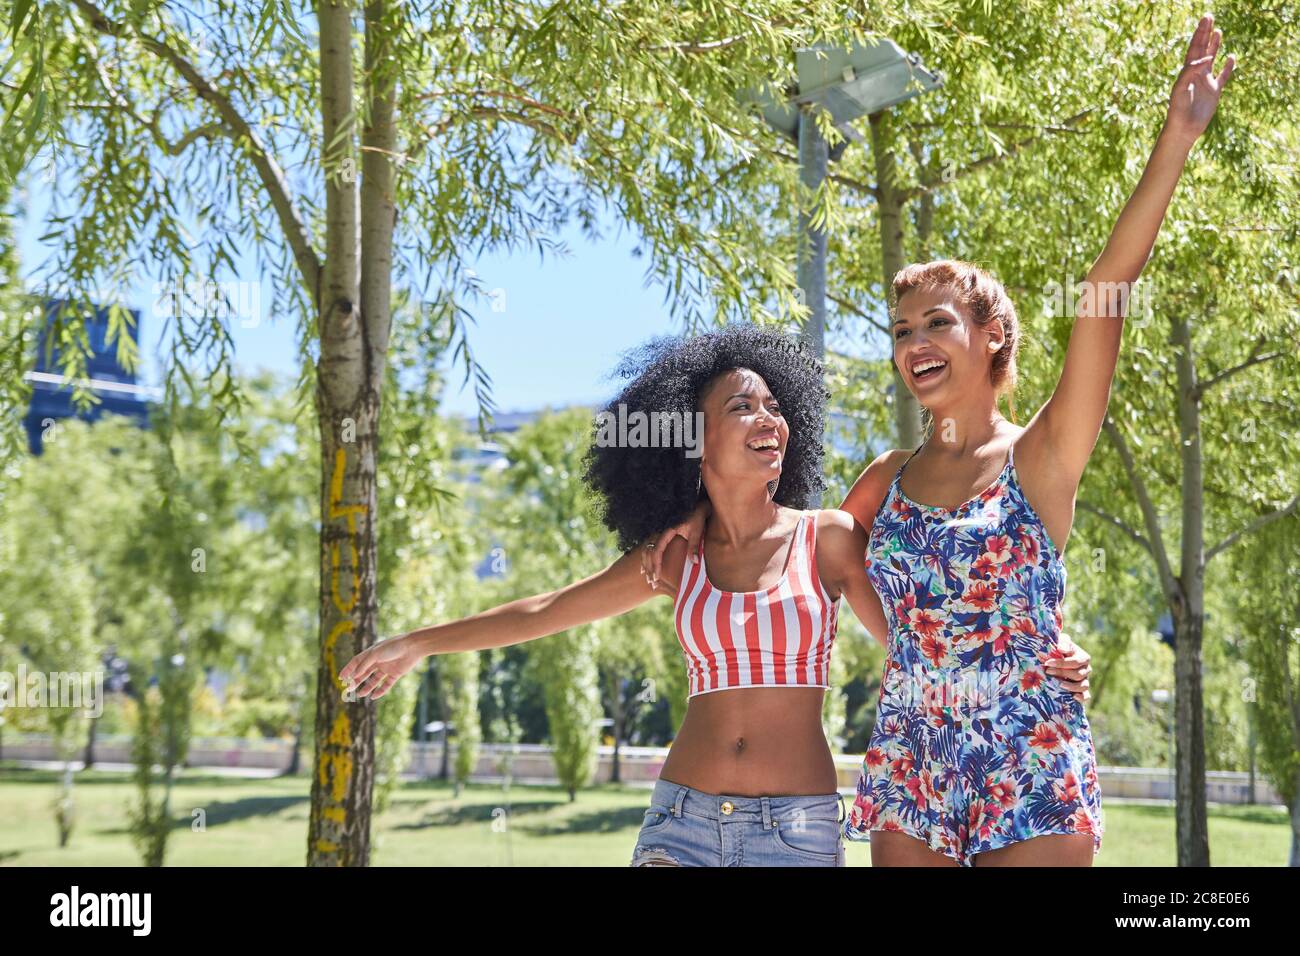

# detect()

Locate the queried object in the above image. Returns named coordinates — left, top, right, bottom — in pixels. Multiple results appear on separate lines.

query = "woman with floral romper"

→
left=838, top=14, right=1233, bottom=865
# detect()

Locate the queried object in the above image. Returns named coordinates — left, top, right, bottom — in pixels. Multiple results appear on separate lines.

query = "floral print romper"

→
left=844, top=441, right=1103, bottom=865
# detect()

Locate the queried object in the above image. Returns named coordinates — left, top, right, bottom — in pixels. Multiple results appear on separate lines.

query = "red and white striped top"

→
left=673, top=511, right=839, bottom=698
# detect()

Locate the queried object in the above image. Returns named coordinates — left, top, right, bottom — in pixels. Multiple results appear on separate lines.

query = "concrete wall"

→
left=2, top=733, right=1284, bottom=806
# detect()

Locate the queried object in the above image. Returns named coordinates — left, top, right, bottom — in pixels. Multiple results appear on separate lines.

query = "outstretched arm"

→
left=1032, top=14, right=1235, bottom=484
left=341, top=543, right=680, bottom=699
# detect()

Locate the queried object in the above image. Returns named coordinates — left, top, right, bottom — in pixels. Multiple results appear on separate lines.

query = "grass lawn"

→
left=0, top=764, right=1290, bottom=866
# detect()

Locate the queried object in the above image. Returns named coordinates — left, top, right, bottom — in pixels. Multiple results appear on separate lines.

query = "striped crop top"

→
left=673, top=511, right=840, bottom=698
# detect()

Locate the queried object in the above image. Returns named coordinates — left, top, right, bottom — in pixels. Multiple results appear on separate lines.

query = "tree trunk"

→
left=57, top=761, right=73, bottom=848
left=1290, top=768, right=1300, bottom=867
left=307, top=344, right=381, bottom=867
left=870, top=110, right=921, bottom=449
left=417, top=660, right=429, bottom=770
left=1246, top=707, right=1256, bottom=805
left=1173, top=314, right=1211, bottom=867
left=795, top=109, right=827, bottom=364
left=1171, top=609, right=1210, bottom=866
left=436, top=668, right=452, bottom=783
left=1287, top=638, right=1300, bottom=867
left=285, top=711, right=303, bottom=777
left=306, top=0, right=397, bottom=866
left=609, top=678, right=624, bottom=785
left=309, top=0, right=371, bottom=867
left=83, top=711, right=98, bottom=770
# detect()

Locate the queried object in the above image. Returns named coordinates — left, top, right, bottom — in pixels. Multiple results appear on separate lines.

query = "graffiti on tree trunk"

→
left=314, top=444, right=366, bottom=857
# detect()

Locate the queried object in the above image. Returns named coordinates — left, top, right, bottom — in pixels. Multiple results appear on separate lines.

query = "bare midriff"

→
left=658, top=686, right=838, bottom=796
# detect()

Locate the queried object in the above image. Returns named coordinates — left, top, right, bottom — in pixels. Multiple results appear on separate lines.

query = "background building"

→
left=23, top=299, right=152, bottom=455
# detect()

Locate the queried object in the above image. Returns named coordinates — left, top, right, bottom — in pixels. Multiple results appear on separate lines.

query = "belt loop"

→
left=760, top=796, right=774, bottom=830
left=672, top=785, right=687, bottom=818
left=837, top=792, right=846, bottom=824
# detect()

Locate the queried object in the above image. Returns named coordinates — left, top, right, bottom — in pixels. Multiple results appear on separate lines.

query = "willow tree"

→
left=493, top=408, right=605, bottom=801
left=1228, top=517, right=1300, bottom=865
left=3, top=0, right=962, bottom=863
left=0, top=417, right=110, bottom=848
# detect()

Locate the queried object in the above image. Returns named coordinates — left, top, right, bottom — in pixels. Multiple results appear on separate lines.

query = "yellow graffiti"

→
left=325, top=710, right=354, bottom=803
left=324, top=618, right=353, bottom=700
left=314, top=443, right=369, bottom=861
left=331, top=540, right=360, bottom=613
left=330, top=446, right=366, bottom=619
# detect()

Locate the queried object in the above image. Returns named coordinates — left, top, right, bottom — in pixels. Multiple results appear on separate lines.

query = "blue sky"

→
left=15, top=168, right=723, bottom=419
left=15, top=163, right=878, bottom=422
left=427, top=227, right=697, bottom=418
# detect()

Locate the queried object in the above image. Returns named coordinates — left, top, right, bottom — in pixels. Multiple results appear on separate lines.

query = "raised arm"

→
left=1031, top=13, right=1235, bottom=483
left=341, top=542, right=684, bottom=699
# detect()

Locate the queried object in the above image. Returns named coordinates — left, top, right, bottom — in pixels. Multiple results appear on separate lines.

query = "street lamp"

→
left=744, top=38, right=943, bottom=362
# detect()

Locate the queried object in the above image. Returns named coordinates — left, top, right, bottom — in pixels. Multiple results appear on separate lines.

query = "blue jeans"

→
left=630, top=777, right=846, bottom=867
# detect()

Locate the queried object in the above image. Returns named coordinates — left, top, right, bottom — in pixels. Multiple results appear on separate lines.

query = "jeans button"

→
left=720, top=801, right=734, bottom=815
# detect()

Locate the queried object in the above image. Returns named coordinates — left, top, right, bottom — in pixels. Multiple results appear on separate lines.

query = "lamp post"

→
left=745, top=39, right=943, bottom=362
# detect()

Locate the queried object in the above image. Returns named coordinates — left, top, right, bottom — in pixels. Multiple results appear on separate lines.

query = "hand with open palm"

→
left=1165, top=14, right=1235, bottom=146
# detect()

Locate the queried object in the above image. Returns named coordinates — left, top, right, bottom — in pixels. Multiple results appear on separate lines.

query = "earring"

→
left=988, top=341, right=1001, bottom=351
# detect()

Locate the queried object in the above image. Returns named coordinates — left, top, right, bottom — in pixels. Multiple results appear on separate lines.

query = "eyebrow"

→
left=893, top=307, right=951, bottom=328
left=725, top=391, right=774, bottom=403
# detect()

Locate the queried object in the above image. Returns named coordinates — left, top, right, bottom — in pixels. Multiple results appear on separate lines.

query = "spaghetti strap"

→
left=790, top=511, right=811, bottom=565
left=895, top=442, right=925, bottom=481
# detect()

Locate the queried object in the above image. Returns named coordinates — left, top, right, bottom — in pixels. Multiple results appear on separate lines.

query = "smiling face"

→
left=892, top=284, right=1004, bottom=409
left=698, top=368, right=788, bottom=495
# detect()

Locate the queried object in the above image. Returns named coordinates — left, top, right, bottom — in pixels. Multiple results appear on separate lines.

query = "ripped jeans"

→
left=630, top=777, right=846, bottom=867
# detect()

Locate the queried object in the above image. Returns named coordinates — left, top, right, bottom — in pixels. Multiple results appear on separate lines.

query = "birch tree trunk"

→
left=307, top=0, right=397, bottom=866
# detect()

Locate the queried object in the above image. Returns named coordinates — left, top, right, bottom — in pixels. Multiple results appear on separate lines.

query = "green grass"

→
left=0, top=764, right=1290, bottom=866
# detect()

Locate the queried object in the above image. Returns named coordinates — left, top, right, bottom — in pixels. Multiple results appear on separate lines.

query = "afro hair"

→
left=581, top=323, right=828, bottom=553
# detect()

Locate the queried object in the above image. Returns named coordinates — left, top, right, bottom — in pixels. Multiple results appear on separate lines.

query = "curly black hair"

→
left=581, top=323, right=828, bottom=553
